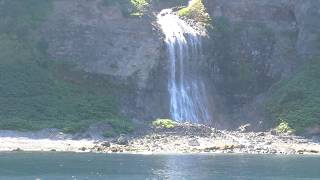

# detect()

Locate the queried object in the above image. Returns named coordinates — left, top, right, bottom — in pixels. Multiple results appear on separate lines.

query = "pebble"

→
left=188, top=139, right=200, bottom=146
left=82, top=123, right=320, bottom=155
left=101, top=141, right=111, bottom=147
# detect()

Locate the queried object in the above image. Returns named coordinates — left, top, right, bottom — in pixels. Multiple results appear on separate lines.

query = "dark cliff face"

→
left=203, top=0, right=320, bottom=130
left=40, top=0, right=170, bottom=121
left=42, top=0, right=160, bottom=89
left=19, top=0, right=319, bottom=131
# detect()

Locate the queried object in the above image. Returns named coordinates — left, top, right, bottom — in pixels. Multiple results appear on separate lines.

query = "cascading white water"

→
left=157, top=9, right=211, bottom=123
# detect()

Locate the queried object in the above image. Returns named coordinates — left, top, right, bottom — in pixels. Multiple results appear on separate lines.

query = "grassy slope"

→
left=0, top=0, right=132, bottom=134
left=267, top=59, right=320, bottom=133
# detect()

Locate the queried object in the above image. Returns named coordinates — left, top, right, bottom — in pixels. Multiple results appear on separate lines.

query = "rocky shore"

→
left=0, top=123, right=319, bottom=155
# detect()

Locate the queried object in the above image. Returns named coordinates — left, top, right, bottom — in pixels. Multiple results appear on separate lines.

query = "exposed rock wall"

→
left=203, top=0, right=320, bottom=129
left=205, top=0, right=320, bottom=60
left=35, top=0, right=320, bottom=128
left=42, top=0, right=161, bottom=89
left=40, top=0, right=170, bottom=121
left=294, top=0, right=320, bottom=59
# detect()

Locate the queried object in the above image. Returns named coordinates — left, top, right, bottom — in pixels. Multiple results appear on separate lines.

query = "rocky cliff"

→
left=1, top=0, right=318, bottom=134
left=203, top=0, right=320, bottom=131
left=40, top=0, right=171, bottom=121
left=43, top=0, right=160, bottom=89
left=40, top=0, right=320, bottom=131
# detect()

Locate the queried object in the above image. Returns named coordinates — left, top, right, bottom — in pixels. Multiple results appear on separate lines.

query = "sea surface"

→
left=0, top=153, right=320, bottom=180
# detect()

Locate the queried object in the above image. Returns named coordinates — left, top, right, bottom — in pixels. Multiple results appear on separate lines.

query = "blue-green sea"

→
left=0, top=153, right=320, bottom=180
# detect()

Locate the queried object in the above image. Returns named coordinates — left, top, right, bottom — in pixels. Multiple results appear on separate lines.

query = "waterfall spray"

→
left=157, top=10, right=211, bottom=123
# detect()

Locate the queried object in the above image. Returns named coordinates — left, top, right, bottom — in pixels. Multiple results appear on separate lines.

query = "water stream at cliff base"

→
left=157, top=9, right=211, bottom=123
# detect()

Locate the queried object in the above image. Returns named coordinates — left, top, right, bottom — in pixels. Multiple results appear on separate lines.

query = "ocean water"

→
left=0, top=153, right=320, bottom=180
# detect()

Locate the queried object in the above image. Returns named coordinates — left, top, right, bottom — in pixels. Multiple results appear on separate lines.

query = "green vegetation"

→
left=102, top=119, right=134, bottom=137
left=213, top=16, right=230, bottom=33
left=178, top=0, right=211, bottom=25
left=102, top=0, right=150, bottom=17
left=0, top=1, right=132, bottom=134
left=131, top=0, right=150, bottom=16
left=103, top=131, right=116, bottom=138
left=267, top=59, right=320, bottom=133
left=153, top=0, right=188, bottom=6
left=103, top=119, right=134, bottom=138
left=109, top=118, right=134, bottom=134
left=275, top=120, right=295, bottom=134
left=0, top=0, right=53, bottom=37
left=152, top=119, right=177, bottom=129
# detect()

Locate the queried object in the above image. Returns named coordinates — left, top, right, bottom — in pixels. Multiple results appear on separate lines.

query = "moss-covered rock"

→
left=152, top=119, right=177, bottom=129
left=178, top=0, right=211, bottom=25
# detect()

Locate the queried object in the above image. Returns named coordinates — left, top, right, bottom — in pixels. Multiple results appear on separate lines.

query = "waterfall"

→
left=157, top=9, right=211, bottom=123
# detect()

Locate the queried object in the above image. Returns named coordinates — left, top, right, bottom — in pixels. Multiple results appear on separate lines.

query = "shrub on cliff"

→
left=275, top=120, right=295, bottom=135
left=102, top=0, right=150, bottom=17
left=178, top=0, right=211, bottom=25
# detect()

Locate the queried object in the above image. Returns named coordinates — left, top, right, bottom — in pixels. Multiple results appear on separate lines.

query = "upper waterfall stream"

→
left=157, top=9, right=211, bottom=123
